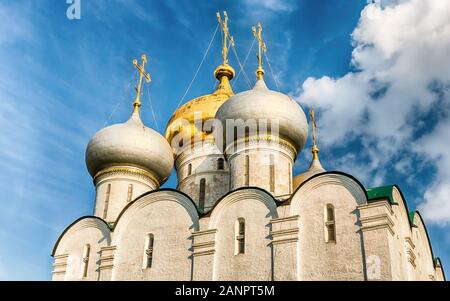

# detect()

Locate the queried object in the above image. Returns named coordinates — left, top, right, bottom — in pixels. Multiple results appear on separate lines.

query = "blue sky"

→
left=0, top=0, right=449, bottom=280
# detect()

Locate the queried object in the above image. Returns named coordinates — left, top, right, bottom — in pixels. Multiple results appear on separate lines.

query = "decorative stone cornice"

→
left=94, top=166, right=159, bottom=187
left=270, top=215, right=299, bottom=245
left=99, top=245, right=117, bottom=270
left=359, top=213, right=395, bottom=235
left=52, top=253, right=68, bottom=275
left=225, top=135, right=297, bottom=160
left=191, top=229, right=217, bottom=257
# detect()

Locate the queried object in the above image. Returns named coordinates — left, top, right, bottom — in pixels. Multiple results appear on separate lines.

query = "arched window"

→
left=217, top=158, right=224, bottom=170
left=245, top=155, right=249, bottom=186
left=269, top=154, right=275, bottom=192
left=187, top=163, right=192, bottom=176
left=325, top=204, right=336, bottom=243
left=288, top=162, right=292, bottom=193
left=126, top=184, right=133, bottom=202
left=235, top=218, right=245, bottom=255
left=102, top=184, right=111, bottom=219
left=199, top=178, right=206, bottom=210
left=143, top=233, right=154, bottom=269
left=81, top=244, right=90, bottom=278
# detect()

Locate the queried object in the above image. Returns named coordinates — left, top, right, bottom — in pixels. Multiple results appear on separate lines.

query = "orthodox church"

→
left=51, top=13, right=445, bottom=281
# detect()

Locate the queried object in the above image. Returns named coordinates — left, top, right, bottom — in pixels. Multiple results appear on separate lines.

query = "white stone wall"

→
left=209, top=189, right=278, bottom=280
left=52, top=218, right=111, bottom=281
left=52, top=174, right=445, bottom=281
left=290, top=173, right=367, bottom=280
left=111, top=191, right=199, bottom=280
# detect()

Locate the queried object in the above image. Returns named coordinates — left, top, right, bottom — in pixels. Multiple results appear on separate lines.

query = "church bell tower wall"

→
left=175, top=140, right=230, bottom=212
left=93, top=167, right=159, bottom=224
left=226, top=138, right=295, bottom=198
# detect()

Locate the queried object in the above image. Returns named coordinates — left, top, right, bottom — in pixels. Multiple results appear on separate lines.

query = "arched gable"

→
left=411, top=211, right=442, bottom=279
left=113, top=189, right=200, bottom=243
left=52, top=216, right=111, bottom=256
left=290, top=172, right=368, bottom=215
left=111, top=189, right=199, bottom=280
left=209, top=187, right=278, bottom=228
left=51, top=216, right=111, bottom=281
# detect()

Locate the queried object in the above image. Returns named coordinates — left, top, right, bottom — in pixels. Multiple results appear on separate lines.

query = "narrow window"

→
left=143, top=233, right=154, bottom=269
left=325, top=204, right=336, bottom=243
left=126, top=184, right=133, bottom=202
left=288, top=162, right=292, bottom=193
left=235, top=218, right=245, bottom=255
left=234, top=126, right=238, bottom=141
left=244, top=127, right=250, bottom=147
left=102, top=184, right=111, bottom=219
left=245, top=155, right=249, bottom=186
left=269, top=154, right=275, bottom=192
left=218, top=158, right=224, bottom=170
left=187, top=163, right=192, bottom=176
left=81, top=244, right=90, bottom=278
left=199, top=178, right=206, bottom=210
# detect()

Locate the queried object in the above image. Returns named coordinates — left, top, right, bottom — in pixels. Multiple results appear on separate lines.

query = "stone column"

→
left=98, top=245, right=117, bottom=281
left=270, top=215, right=299, bottom=280
left=358, top=201, right=395, bottom=281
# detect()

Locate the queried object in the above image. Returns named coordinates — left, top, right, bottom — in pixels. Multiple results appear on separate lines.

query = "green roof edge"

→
left=366, top=185, right=398, bottom=205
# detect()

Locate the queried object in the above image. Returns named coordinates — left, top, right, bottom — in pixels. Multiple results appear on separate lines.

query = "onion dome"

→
left=85, top=54, right=174, bottom=185
left=85, top=110, right=174, bottom=184
left=165, top=63, right=235, bottom=151
left=215, top=78, right=309, bottom=155
left=293, top=107, right=326, bottom=189
left=293, top=147, right=326, bottom=189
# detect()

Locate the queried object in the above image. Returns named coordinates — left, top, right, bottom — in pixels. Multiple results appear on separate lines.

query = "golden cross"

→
left=217, top=11, right=234, bottom=65
left=309, top=106, right=320, bottom=160
left=252, top=22, right=267, bottom=80
left=132, top=54, right=151, bottom=113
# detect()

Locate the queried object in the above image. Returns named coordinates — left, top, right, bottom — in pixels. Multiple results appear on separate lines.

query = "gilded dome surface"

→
left=215, top=79, right=309, bottom=154
left=165, top=64, right=234, bottom=149
left=85, top=111, right=174, bottom=184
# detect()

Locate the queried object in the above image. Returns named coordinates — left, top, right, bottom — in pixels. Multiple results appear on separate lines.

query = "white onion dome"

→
left=85, top=110, right=174, bottom=185
left=215, top=78, right=308, bottom=155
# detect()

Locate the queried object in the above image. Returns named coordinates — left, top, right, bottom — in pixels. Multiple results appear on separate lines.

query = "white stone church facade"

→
left=51, top=20, right=445, bottom=281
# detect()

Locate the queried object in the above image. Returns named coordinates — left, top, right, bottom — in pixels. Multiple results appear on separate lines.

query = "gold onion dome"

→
left=165, top=64, right=235, bottom=149
left=165, top=11, right=237, bottom=151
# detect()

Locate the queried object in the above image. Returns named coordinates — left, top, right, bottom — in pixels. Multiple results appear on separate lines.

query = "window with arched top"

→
left=218, top=158, right=224, bottom=170
left=199, top=178, right=206, bottom=210
left=187, top=163, right=192, bottom=176
left=126, top=184, right=133, bottom=202
left=325, top=204, right=336, bottom=243
left=245, top=155, right=249, bottom=186
left=235, top=218, right=245, bottom=255
left=102, top=184, right=111, bottom=219
left=81, top=244, right=90, bottom=278
left=142, top=233, right=154, bottom=269
left=269, top=154, right=275, bottom=192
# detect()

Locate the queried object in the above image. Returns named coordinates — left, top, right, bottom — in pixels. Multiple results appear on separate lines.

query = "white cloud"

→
left=296, top=0, right=450, bottom=224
